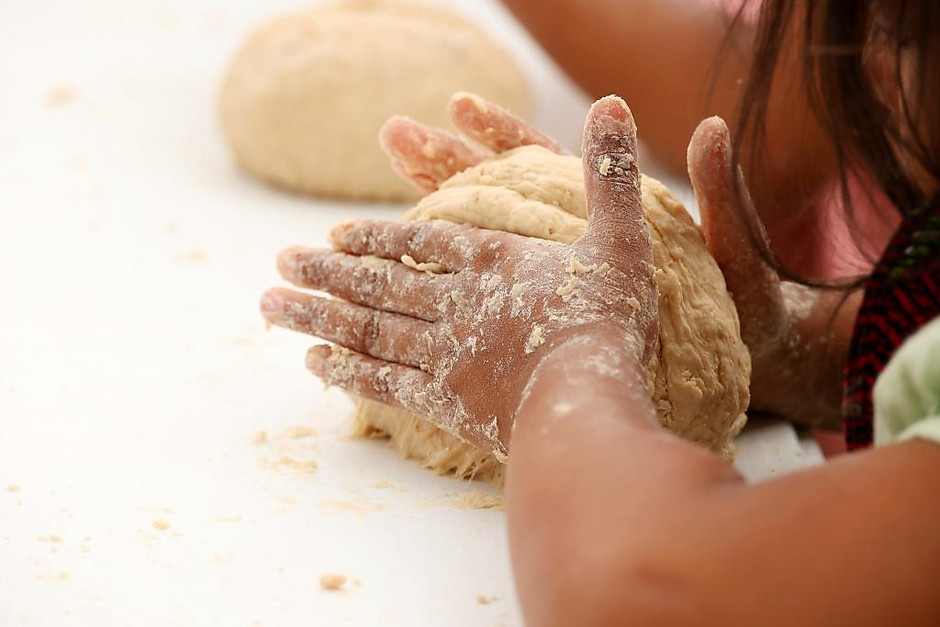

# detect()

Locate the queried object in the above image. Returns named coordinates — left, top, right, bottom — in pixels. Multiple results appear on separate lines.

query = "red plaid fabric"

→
left=843, top=200, right=940, bottom=450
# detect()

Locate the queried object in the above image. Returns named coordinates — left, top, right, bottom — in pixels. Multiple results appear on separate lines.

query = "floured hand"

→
left=379, top=91, right=564, bottom=194
left=688, top=117, right=857, bottom=428
left=261, top=97, right=658, bottom=457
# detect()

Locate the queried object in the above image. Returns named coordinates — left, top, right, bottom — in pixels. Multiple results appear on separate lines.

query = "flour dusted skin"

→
left=355, top=146, right=751, bottom=483
left=219, top=0, right=533, bottom=201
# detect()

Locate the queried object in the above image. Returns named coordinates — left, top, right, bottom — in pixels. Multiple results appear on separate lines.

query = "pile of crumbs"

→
left=446, top=492, right=504, bottom=510
left=319, top=573, right=347, bottom=591
left=254, top=424, right=320, bottom=475
left=46, top=86, right=76, bottom=107
left=278, top=425, right=317, bottom=439
left=262, top=455, right=318, bottom=475
left=367, top=480, right=400, bottom=490
left=321, top=497, right=385, bottom=516
left=173, top=249, right=206, bottom=263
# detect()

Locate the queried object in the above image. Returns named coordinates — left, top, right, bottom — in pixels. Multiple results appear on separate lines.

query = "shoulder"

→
left=874, top=317, right=940, bottom=445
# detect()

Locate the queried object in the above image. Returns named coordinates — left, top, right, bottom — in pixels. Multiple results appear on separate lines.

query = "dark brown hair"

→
left=733, top=0, right=940, bottom=287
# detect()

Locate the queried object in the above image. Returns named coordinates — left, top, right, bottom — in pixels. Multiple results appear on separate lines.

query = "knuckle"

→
left=347, top=221, right=371, bottom=250
left=298, top=255, right=328, bottom=286
left=322, top=348, right=354, bottom=386
left=352, top=258, right=388, bottom=298
left=358, top=220, right=385, bottom=254
left=361, top=310, right=384, bottom=355
left=370, top=365, right=393, bottom=395
left=450, top=232, right=474, bottom=265
left=471, top=233, right=512, bottom=270
left=422, top=328, right=438, bottom=364
left=282, top=298, right=311, bottom=331
left=405, top=222, right=431, bottom=257
left=592, top=153, right=639, bottom=188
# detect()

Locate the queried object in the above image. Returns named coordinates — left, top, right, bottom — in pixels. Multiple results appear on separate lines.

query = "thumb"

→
left=687, top=116, right=785, bottom=323
left=580, top=96, right=650, bottom=271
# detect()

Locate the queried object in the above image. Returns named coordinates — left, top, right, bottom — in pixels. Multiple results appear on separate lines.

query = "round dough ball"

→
left=219, top=0, right=534, bottom=201
left=355, top=145, right=751, bottom=483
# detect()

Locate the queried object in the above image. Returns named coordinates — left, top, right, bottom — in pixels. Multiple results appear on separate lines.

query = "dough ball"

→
left=355, top=146, right=751, bottom=484
left=219, top=0, right=533, bottom=201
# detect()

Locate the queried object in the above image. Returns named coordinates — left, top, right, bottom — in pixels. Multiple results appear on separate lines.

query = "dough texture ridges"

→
left=219, top=0, right=533, bottom=201
left=354, top=399, right=505, bottom=484
left=356, top=146, right=750, bottom=483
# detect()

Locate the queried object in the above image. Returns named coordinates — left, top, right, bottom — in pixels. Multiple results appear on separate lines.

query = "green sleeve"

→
left=873, top=318, right=940, bottom=446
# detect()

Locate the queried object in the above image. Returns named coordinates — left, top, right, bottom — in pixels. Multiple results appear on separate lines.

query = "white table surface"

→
left=0, top=2, right=821, bottom=625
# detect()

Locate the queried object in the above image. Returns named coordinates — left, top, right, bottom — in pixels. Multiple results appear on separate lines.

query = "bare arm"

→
left=503, top=0, right=745, bottom=173
left=501, top=0, right=839, bottom=221
left=509, top=341, right=940, bottom=625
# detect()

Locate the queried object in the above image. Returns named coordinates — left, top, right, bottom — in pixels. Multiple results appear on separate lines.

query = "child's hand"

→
left=688, top=118, right=853, bottom=428
left=378, top=91, right=564, bottom=194
left=261, top=97, right=657, bottom=457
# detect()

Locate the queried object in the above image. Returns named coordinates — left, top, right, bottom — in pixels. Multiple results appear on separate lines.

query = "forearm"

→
left=501, top=0, right=747, bottom=174
left=506, top=337, right=940, bottom=626
left=661, top=441, right=940, bottom=624
left=506, top=336, right=739, bottom=626
left=502, top=0, right=838, bottom=219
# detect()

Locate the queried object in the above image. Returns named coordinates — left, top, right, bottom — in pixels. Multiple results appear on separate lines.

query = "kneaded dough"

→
left=219, top=0, right=533, bottom=201
left=355, top=146, right=751, bottom=483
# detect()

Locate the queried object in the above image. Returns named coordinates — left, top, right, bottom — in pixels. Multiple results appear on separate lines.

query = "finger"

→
left=687, top=116, right=784, bottom=319
left=306, top=345, right=507, bottom=459
left=390, top=158, right=435, bottom=195
left=305, top=344, right=434, bottom=415
left=448, top=91, right=564, bottom=154
left=329, top=218, right=491, bottom=272
left=276, top=246, right=453, bottom=322
left=379, top=116, right=488, bottom=192
left=579, top=96, right=650, bottom=271
left=260, top=288, right=436, bottom=368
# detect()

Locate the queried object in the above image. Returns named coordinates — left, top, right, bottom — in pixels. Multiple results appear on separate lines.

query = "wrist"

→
left=513, top=330, right=653, bottom=428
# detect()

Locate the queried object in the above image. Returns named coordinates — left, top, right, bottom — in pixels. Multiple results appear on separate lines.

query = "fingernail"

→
left=584, top=96, right=637, bottom=165
left=276, top=248, right=299, bottom=282
left=378, top=120, right=400, bottom=157
left=451, top=91, right=489, bottom=115
left=305, top=344, right=333, bottom=375
left=328, top=221, right=354, bottom=249
left=259, top=289, right=284, bottom=315
left=693, top=116, right=730, bottom=154
left=378, top=116, right=416, bottom=158
left=688, top=117, right=732, bottom=185
left=591, top=95, right=632, bottom=124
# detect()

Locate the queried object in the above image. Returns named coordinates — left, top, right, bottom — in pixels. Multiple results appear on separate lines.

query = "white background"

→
left=0, top=1, right=814, bottom=625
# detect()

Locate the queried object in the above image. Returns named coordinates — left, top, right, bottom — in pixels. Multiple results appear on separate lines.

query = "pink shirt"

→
left=767, top=173, right=899, bottom=282
left=704, top=0, right=762, bottom=23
